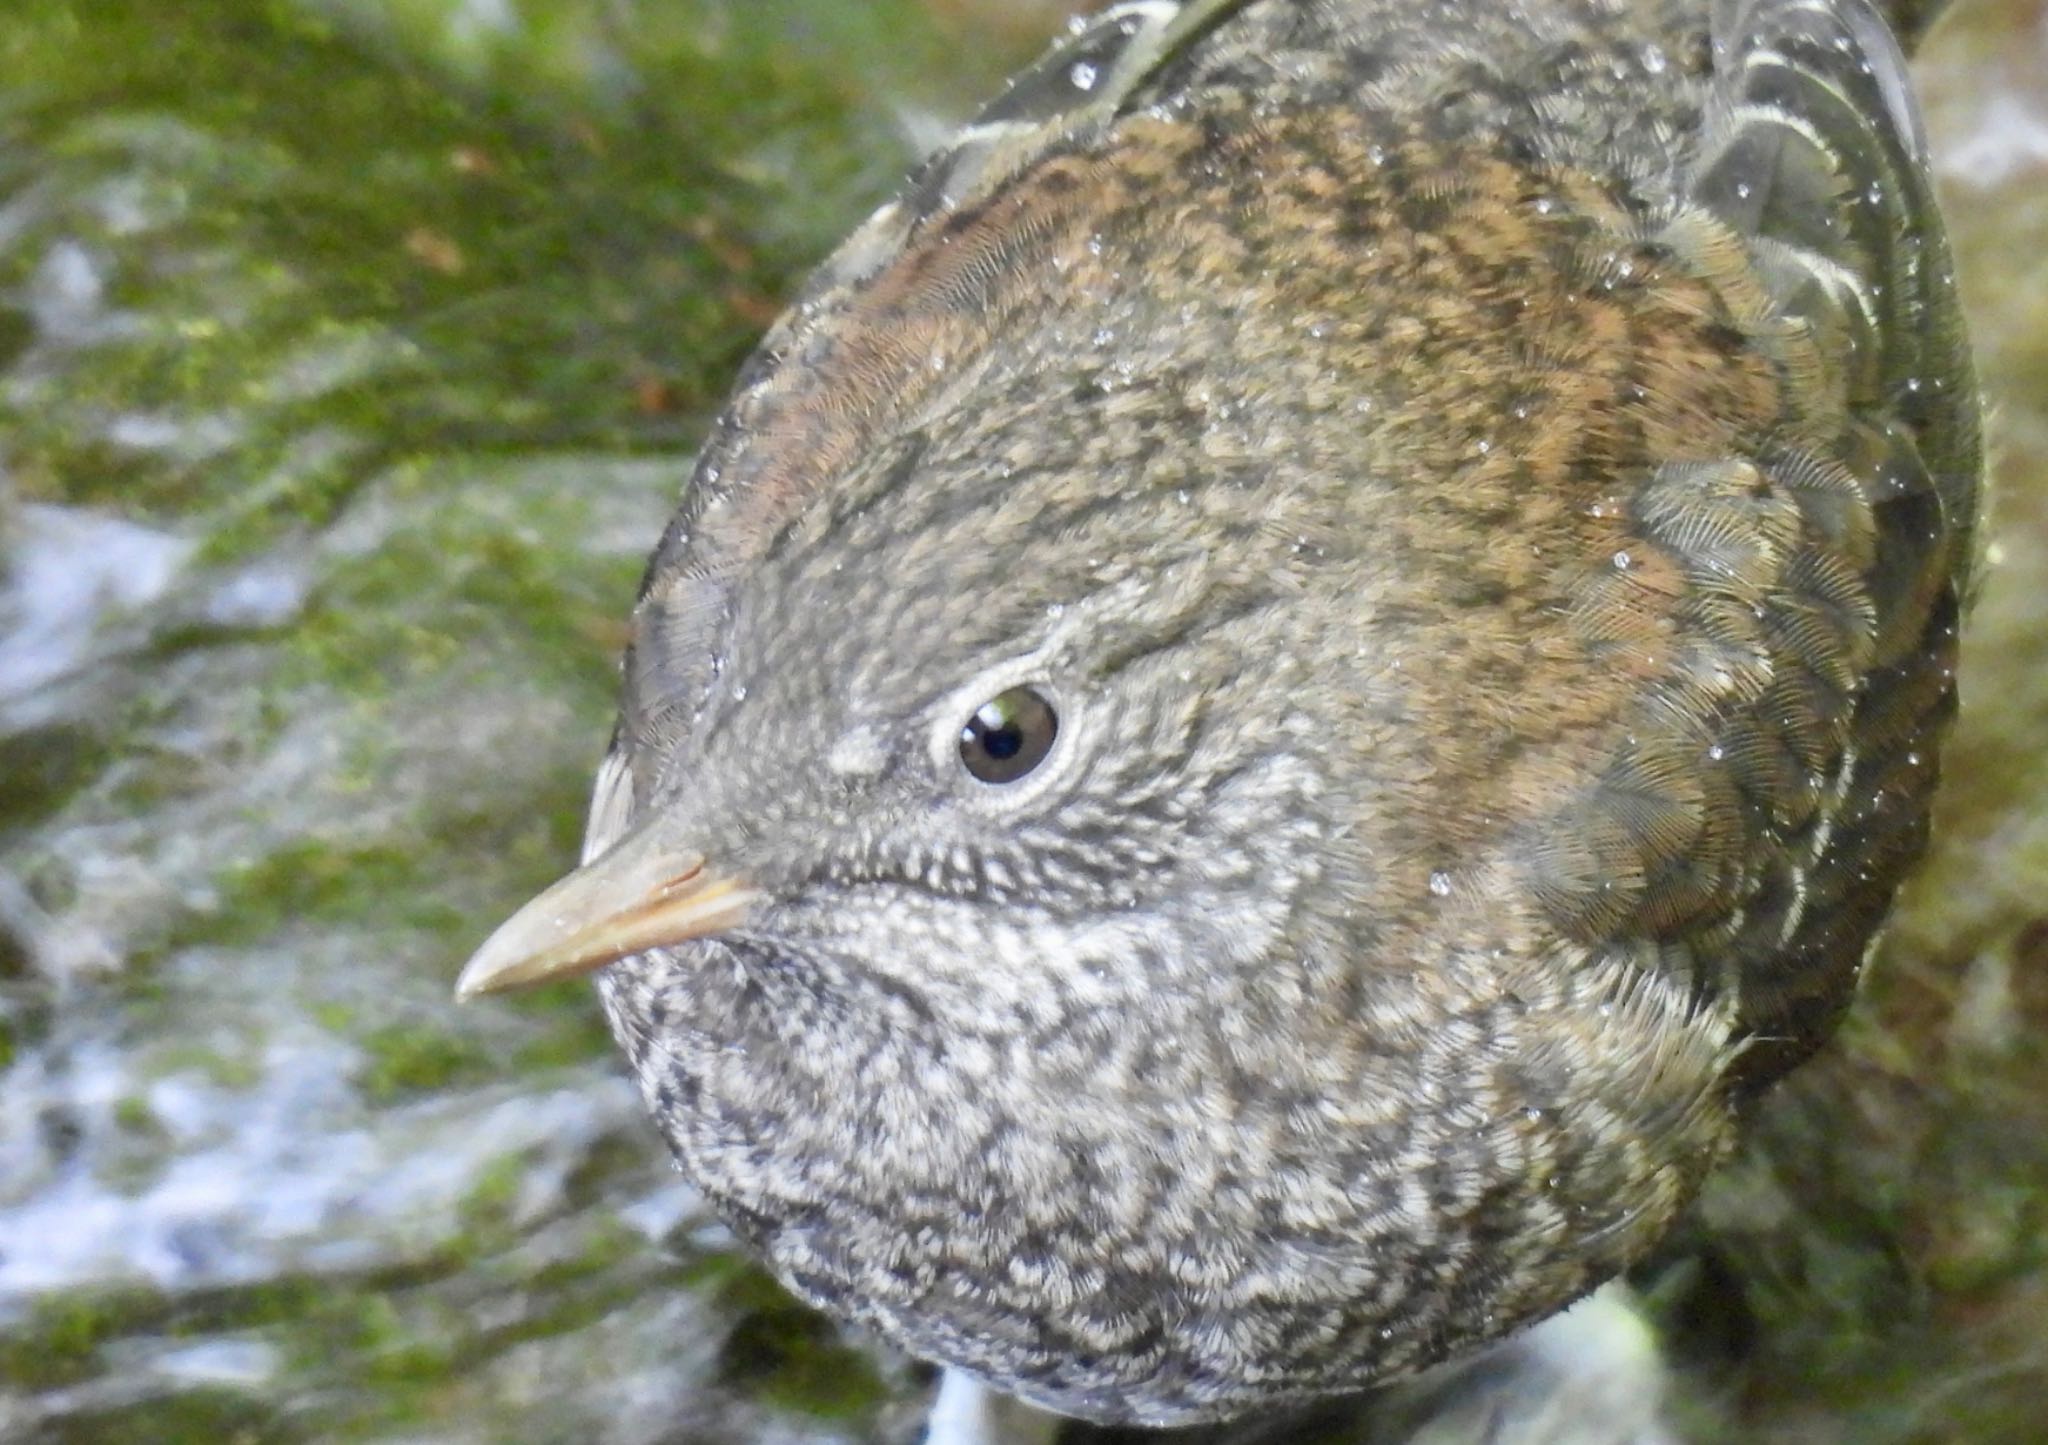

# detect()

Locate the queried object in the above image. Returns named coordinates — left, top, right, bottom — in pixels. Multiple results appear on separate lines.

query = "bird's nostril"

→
left=656, top=862, right=707, bottom=897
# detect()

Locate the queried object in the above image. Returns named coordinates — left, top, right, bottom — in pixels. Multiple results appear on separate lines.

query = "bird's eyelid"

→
left=926, top=652, right=1059, bottom=744
left=926, top=669, right=1081, bottom=811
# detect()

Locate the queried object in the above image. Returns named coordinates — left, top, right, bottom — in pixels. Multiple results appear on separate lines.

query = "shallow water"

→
left=0, top=1, right=2043, bottom=1441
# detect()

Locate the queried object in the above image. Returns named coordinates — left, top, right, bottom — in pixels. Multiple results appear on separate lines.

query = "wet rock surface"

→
left=0, top=1, right=2043, bottom=1441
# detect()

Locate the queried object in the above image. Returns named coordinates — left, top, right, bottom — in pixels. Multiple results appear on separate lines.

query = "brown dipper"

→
left=460, top=0, right=1980, bottom=1427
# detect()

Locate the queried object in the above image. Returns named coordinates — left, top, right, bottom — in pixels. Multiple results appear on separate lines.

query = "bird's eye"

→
left=958, top=686, right=1059, bottom=785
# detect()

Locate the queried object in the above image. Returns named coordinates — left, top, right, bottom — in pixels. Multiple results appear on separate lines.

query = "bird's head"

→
left=456, top=264, right=1370, bottom=1127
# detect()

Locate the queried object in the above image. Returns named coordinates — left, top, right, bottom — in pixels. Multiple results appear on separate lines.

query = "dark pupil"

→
left=960, top=687, right=1057, bottom=784
left=981, top=718, right=1026, bottom=761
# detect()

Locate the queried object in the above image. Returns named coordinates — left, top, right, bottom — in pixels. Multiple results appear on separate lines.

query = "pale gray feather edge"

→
left=1692, top=0, right=1981, bottom=571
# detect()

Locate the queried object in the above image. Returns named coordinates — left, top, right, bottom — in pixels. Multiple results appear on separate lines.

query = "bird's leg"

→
left=925, top=1369, right=1064, bottom=1445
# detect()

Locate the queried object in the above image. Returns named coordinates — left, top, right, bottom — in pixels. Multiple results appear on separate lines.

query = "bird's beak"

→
left=454, top=820, right=759, bottom=1000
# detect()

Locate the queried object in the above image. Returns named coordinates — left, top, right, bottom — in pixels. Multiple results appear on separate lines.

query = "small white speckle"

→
left=825, top=727, right=888, bottom=780
left=1069, top=60, right=1099, bottom=91
left=1428, top=870, right=1452, bottom=898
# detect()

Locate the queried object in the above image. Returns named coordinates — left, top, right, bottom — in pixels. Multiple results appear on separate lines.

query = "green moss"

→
left=716, top=1283, right=890, bottom=1424
left=508, top=1000, right=612, bottom=1073
left=456, top=1152, right=527, bottom=1237
left=1924, top=1184, right=2043, bottom=1295
left=28, top=1390, right=282, bottom=1445
left=358, top=1022, right=492, bottom=1101
left=0, top=721, right=118, bottom=831
left=199, top=840, right=470, bottom=950
left=155, top=1041, right=264, bottom=1091
left=354, top=1293, right=462, bottom=1386
left=699, top=1265, right=895, bottom=1421
left=471, top=1235, right=694, bottom=1364
left=0, top=0, right=947, bottom=579
left=0, top=1295, right=117, bottom=1387
left=273, top=477, right=639, bottom=702
left=536, top=1217, right=644, bottom=1291
left=310, top=1000, right=356, bottom=1034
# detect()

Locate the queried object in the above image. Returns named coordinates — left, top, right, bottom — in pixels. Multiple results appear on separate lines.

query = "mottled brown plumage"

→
left=461, top=0, right=1978, bottom=1428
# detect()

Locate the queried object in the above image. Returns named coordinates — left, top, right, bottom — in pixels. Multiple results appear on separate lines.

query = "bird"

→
left=457, top=0, right=1981, bottom=1434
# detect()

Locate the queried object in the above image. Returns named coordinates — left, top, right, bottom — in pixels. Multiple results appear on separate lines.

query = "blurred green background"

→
left=0, top=1, right=2042, bottom=1441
